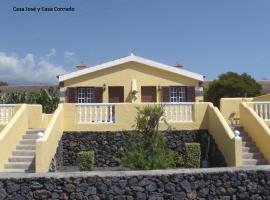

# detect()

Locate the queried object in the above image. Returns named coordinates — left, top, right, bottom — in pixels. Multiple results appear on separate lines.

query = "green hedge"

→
left=184, top=143, right=201, bottom=168
left=78, top=151, right=95, bottom=171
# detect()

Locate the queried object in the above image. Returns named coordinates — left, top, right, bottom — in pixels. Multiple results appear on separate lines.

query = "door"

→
left=109, top=86, right=124, bottom=103
left=141, top=86, right=157, bottom=102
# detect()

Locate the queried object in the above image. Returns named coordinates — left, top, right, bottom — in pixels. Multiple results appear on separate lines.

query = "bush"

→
left=78, top=151, right=95, bottom=171
left=0, top=86, right=59, bottom=113
left=121, top=105, right=175, bottom=170
left=184, top=143, right=201, bottom=168
left=175, top=153, right=185, bottom=167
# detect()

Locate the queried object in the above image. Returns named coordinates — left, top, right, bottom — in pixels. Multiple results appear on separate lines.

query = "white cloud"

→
left=0, top=51, right=67, bottom=84
left=64, top=51, right=76, bottom=61
left=46, top=48, right=56, bottom=59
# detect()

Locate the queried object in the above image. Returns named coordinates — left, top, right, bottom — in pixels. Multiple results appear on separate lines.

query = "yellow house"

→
left=58, top=54, right=204, bottom=104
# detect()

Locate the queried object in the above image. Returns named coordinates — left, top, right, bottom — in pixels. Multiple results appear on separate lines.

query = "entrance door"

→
left=141, top=86, right=157, bottom=102
left=109, top=86, right=124, bottom=103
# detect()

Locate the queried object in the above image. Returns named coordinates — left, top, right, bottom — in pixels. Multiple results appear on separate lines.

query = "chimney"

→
left=76, top=63, right=87, bottom=70
left=175, top=63, right=183, bottom=68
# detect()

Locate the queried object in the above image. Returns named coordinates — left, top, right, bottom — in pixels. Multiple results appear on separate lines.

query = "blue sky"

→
left=0, top=0, right=270, bottom=84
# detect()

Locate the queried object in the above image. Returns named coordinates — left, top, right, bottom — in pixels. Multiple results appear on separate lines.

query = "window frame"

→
left=169, top=86, right=187, bottom=102
left=77, top=87, right=95, bottom=103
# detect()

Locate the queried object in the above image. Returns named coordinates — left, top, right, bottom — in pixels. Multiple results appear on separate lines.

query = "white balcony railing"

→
left=162, top=102, right=194, bottom=122
left=76, top=103, right=115, bottom=124
left=254, top=102, right=270, bottom=121
left=0, top=104, right=16, bottom=125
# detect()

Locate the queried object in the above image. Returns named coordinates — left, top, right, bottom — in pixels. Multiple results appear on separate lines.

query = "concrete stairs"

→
left=3, top=129, right=44, bottom=172
left=234, top=126, right=268, bottom=166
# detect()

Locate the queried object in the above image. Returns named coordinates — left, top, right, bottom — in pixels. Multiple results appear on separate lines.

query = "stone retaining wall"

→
left=1, top=166, right=270, bottom=199
left=54, top=130, right=226, bottom=169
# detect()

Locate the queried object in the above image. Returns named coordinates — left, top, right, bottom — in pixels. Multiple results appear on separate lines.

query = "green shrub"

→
left=0, top=86, right=59, bottom=113
left=184, top=143, right=201, bottom=168
left=175, top=153, right=185, bottom=167
left=78, top=151, right=95, bottom=171
left=121, top=105, right=175, bottom=170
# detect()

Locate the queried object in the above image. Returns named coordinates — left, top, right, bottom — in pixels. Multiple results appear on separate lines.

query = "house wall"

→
left=253, top=94, right=270, bottom=102
left=240, top=102, right=270, bottom=164
left=35, top=102, right=241, bottom=172
left=61, top=62, right=201, bottom=103
left=62, top=103, right=209, bottom=132
left=220, top=98, right=253, bottom=124
left=207, top=104, right=242, bottom=166
left=0, top=104, right=44, bottom=170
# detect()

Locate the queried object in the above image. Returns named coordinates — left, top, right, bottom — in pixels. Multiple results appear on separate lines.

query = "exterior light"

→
left=234, top=130, right=241, bottom=139
left=38, top=132, right=44, bottom=138
left=103, top=84, right=106, bottom=91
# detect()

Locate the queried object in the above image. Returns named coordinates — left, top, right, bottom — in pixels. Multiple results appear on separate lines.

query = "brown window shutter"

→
left=59, top=81, right=64, bottom=87
left=186, top=86, right=195, bottom=102
left=67, top=87, right=77, bottom=103
left=161, top=87, right=170, bottom=102
left=95, top=87, right=103, bottom=103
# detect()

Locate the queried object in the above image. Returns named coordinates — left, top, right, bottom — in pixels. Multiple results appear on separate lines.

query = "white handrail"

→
left=254, top=102, right=270, bottom=121
left=161, top=102, right=194, bottom=122
left=76, top=103, right=115, bottom=124
left=0, top=104, right=16, bottom=125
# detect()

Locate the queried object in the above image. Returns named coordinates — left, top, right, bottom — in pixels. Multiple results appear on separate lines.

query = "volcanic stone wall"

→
left=54, top=130, right=226, bottom=169
left=1, top=167, right=270, bottom=199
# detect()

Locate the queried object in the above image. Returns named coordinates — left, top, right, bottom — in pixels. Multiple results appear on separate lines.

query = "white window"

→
left=170, top=87, right=186, bottom=102
left=77, top=87, right=95, bottom=103
left=86, top=88, right=95, bottom=103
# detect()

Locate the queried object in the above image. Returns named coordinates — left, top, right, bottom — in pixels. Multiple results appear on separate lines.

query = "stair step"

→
left=16, top=145, right=35, bottom=150
left=23, top=134, right=40, bottom=139
left=5, top=162, right=31, bottom=169
left=2, top=169, right=26, bottom=173
left=9, top=156, right=34, bottom=162
left=20, top=140, right=36, bottom=145
left=243, top=152, right=263, bottom=159
left=242, top=146, right=259, bottom=153
left=12, top=150, right=35, bottom=156
left=26, top=129, right=45, bottom=134
left=241, top=136, right=252, bottom=141
left=242, top=141, right=255, bottom=146
left=243, top=159, right=267, bottom=166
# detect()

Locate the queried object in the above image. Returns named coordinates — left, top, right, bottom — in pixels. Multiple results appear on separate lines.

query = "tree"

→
left=121, top=105, right=175, bottom=170
left=0, top=81, right=8, bottom=86
left=205, top=72, right=261, bottom=106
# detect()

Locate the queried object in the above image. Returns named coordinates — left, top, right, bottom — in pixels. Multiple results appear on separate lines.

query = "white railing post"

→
left=161, top=102, right=194, bottom=123
left=76, top=103, right=115, bottom=124
left=0, top=104, right=15, bottom=125
left=254, top=102, right=270, bottom=122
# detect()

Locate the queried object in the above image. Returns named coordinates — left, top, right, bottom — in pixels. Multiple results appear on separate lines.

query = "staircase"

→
left=4, top=129, right=44, bottom=172
left=234, top=126, right=268, bottom=166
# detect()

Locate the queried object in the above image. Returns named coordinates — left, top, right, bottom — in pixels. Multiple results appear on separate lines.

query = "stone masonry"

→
left=1, top=166, right=270, bottom=199
left=54, top=130, right=226, bottom=169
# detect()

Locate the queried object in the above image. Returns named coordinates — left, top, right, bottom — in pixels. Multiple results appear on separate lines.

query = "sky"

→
left=0, top=0, right=270, bottom=85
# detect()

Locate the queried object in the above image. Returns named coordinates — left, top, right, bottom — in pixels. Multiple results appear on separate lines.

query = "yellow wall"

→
left=0, top=104, right=28, bottom=170
left=36, top=102, right=242, bottom=172
left=240, top=102, right=270, bottom=163
left=253, top=94, right=270, bottom=102
left=0, top=125, right=5, bottom=132
left=220, top=98, right=253, bottom=124
left=63, top=103, right=209, bottom=132
left=41, top=114, right=53, bottom=129
left=207, top=104, right=242, bottom=166
left=27, top=105, right=43, bottom=128
left=36, top=105, right=64, bottom=172
left=63, top=62, right=200, bottom=103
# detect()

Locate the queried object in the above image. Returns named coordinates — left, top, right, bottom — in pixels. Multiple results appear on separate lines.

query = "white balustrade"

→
left=0, top=104, right=16, bottom=125
left=254, top=102, right=270, bottom=121
left=76, top=103, right=115, bottom=124
left=162, top=102, right=194, bottom=122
